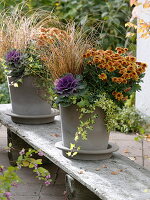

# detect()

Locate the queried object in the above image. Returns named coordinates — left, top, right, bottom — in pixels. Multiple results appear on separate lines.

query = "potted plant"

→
left=37, top=25, right=147, bottom=160
left=0, top=9, right=59, bottom=124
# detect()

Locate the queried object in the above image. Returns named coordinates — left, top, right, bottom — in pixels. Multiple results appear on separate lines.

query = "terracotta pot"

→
left=55, top=105, right=118, bottom=160
left=7, top=76, right=58, bottom=124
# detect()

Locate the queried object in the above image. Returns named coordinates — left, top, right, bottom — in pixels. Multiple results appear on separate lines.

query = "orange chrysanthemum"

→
left=88, top=61, right=93, bottom=65
left=114, top=92, right=124, bottom=101
left=127, top=65, right=136, bottom=72
left=136, top=61, right=142, bottom=65
left=136, top=68, right=143, bottom=75
left=121, top=78, right=127, bottom=84
left=112, top=91, right=117, bottom=95
left=121, top=61, right=127, bottom=65
left=93, top=56, right=100, bottom=63
left=130, top=73, right=139, bottom=80
left=124, top=87, right=131, bottom=92
left=115, top=47, right=128, bottom=54
left=122, top=73, right=131, bottom=79
left=117, top=65, right=123, bottom=70
left=141, top=63, right=147, bottom=69
left=119, top=68, right=127, bottom=74
left=107, top=66, right=116, bottom=72
left=98, top=64, right=104, bottom=69
left=83, top=47, right=147, bottom=101
left=117, top=78, right=124, bottom=84
left=99, top=73, right=107, bottom=80
left=112, top=77, right=118, bottom=82
left=129, top=56, right=136, bottom=62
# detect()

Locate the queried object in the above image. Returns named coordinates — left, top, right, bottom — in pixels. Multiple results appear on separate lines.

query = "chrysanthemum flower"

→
left=129, top=56, right=136, bottom=62
left=107, top=66, right=115, bottom=72
left=98, top=73, right=107, bottom=80
left=93, top=56, right=100, bottom=63
left=114, top=92, right=124, bottom=101
left=122, top=73, right=131, bottom=79
left=112, top=77, right=118, bottom=82
left=119, top=68, right=127, bottom=74
left=127, top=65, right=136, bottom=72
left=112, top=91, right=117, bottom=95
left=121, top=78, right=127, bottom=84
left=124, top=87, right=131, bottom=92
left=98, top=64, right=105, bottom=69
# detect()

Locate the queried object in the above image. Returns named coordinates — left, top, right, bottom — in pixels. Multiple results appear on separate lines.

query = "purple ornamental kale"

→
left=54, top=74, right=79, bottom=95
left=5, top=49, right=22, bottom=64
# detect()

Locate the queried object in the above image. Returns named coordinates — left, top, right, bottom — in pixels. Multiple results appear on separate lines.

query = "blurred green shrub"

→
left=0, top=0, right=135, bottom=51
left=0, top=63, right=9, bottom=104
left=0, top=67, right=6, bottom=84
left=55, top=0, right=134, bottom=50
left=0, top=82, right=10, bottom=104
left=114, top=106, right=145, bottom=134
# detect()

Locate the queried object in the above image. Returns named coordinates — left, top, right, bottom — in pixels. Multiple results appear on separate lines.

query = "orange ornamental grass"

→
left=36, top=24, right=90, bottom=80
left=83, top=47, right=147, bottom=102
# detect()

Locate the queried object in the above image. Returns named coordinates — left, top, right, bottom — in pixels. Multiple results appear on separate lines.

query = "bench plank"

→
left=0, top=104, right=150, bottom=200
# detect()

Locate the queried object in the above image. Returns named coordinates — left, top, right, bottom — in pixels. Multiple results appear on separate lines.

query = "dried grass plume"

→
left=0, top=6, right=59, bottom=60
left=36, top=23, right=91, bottom=80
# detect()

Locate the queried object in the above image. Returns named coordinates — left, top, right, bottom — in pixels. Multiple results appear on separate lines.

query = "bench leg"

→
left=65, top=174, right=101, bottom=200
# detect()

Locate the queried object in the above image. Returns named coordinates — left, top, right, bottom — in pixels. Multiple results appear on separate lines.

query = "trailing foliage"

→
left=66, top=93, right=119, bottom=156
left=0, top=147, right=52, bottom=200
left=114, top=106, right=146, bottom=134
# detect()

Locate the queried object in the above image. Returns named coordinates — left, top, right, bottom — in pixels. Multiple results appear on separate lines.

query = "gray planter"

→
left=7, top=76, right=59, bottom=124
left=55, top=105, right=118, bottom=160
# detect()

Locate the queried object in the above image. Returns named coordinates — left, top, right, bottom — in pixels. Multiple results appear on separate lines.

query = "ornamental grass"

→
left=0, top=7, right=59, bottom=60
left=35, top=24, right=90, bottom=80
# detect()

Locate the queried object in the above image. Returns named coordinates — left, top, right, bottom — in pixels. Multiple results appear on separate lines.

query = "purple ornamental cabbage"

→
left=54, top=74, right=79, bottom=95
left=6, top=49, right=22, bottom=64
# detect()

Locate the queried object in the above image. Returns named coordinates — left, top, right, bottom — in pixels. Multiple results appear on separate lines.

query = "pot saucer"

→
left=6, top=109, right=59, bottom=125
left=55, top=141, right=119, bottom=161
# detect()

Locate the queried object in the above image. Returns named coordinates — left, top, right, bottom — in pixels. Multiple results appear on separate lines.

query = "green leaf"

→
left=66, top=152, right=72, bottom=157
left=35, top=159, right=42, bottom=165
left=72, top=152, right=78, bottom=157
left=70, top=143, right=75, bottom=150
left=8, top=143, right=12, bottom=148
left=29, top=163, right=35, bottom=168
left=22, top=161, right=30, bottom=167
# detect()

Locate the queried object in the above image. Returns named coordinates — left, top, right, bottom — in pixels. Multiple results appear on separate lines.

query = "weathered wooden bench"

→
left=0, top=104, right=150, bottom=200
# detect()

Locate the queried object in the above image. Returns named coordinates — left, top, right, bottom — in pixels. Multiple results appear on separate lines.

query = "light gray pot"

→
left=55, top=105, right=119, bottom=160
left=7, top=76, right=59, bottom=124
